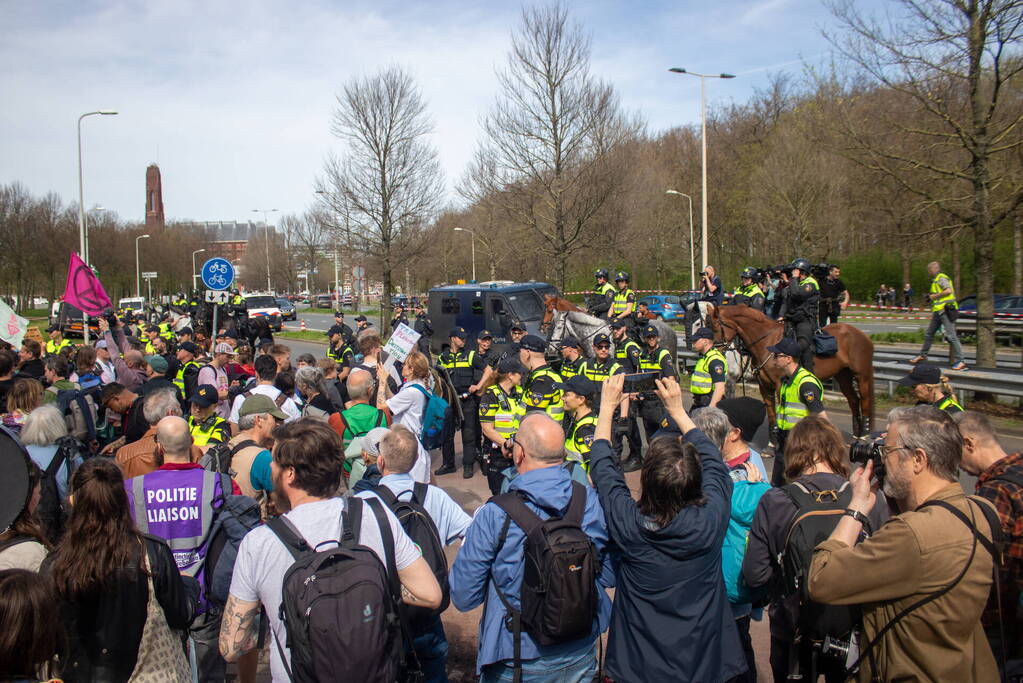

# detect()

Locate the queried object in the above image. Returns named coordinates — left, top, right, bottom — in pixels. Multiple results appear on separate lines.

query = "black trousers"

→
left=734, top=615, right=757, bottom=683
left=789, top=319, right=815, bottom=372
left=770, top=635, right=845, bottom=683
left=819, top=303, right=840, bottom=328
left=771, top=428, right=789, bottom=486
left=441, top=394, right=478, bottom=470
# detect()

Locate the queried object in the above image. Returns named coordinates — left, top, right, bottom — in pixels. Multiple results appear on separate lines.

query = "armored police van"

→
left=427, top=281, right=558, bottom=355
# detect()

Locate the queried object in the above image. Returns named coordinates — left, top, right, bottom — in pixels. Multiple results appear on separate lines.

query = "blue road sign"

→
left=201, top=258, right=235, bottom=291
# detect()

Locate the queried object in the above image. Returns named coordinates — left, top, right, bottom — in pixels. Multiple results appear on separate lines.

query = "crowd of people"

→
left=0, top=262, right=1010, bottom=683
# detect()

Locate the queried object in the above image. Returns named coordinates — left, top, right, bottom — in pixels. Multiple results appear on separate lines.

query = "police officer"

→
left=187, top=384, right=231, bottom=446
left=818, top=265, right=849, bottom=327
left=437, top=327, right=488, bottom=478
left=558, top=375, right=599, bottom=473
left=911, top=261, right=967, bottom=371
left=689, top=327, right=727, bottom=414
left=326, top=325, right=355, bottom=382
left=390, top=305, right=409, bottom=330
left=733, top=268, right=765, bottom=311
left=777, top=257, right=820, bottom=372
left=498, top=320, right=528, bottom=364
left=157, top=314, right=175, bottom=344
left=518, top=334, right=565, bottom=426
left=610, top=271, right=637, bottom=328
left=589, top=268, right=616, bottom=319
left=581, top=333, right=625, bottom=393
left=171, top=291, right=189, bottom=312
left=44, top=324, right=73, bottom=356
left=609, top=320, right=641, bottom=372
left=332, top=310, right=355, bottom=346
left=478, top=356, right=526, bottom=495
left=558, top=337, right=586, bottom=379
left=354, top=315, right=372, bottom=333
left=632, top=324, right=678, bottom=472
left=412, top=303, right=434, bottom=359
left=767, top=337, right=828, bottom=485
left=228, top=290, right=248, bottom=338
left=476, top=329, right=500, bottom=369
left=173, top=341, right=204, bottom=412
left=142, top=324, right=161, bottom=355
left=898, top=363, right=964, bottom=415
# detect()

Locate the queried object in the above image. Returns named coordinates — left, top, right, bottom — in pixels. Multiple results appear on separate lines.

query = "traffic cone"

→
left=300, top=319, right=306, bottom=331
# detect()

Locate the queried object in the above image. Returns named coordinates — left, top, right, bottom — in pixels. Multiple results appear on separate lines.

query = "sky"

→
left=0, top=0, right=889, bottom=225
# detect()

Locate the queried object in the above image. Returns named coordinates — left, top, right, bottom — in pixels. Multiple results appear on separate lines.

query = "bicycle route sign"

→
left=201, top=257, right=235, bottom=291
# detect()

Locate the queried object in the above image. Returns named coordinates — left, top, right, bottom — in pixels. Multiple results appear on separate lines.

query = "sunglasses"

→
left=595, top=344, right=611, bottom=349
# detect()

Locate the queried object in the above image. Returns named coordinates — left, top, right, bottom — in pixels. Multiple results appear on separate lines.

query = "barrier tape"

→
left=848, top=302, right=1023, bottom=319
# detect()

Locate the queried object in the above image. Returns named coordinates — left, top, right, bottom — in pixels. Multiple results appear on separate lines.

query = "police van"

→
left=243, top=293, right=283, bottom=332
left=427, top=281, right=558, bottom=355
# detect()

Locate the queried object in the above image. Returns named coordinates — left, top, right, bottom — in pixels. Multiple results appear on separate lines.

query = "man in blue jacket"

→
left=450, top=413, right=614, bottom=682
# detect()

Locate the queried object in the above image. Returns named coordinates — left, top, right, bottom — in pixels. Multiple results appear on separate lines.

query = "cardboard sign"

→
left=24, top=326, right=43, bottom=343
left=383, top=322, right=421, bottom=363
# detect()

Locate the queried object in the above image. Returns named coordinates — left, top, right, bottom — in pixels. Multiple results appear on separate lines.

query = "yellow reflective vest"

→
left=691, top=348, right=727, bottom=396
left=930, top=272, right=957, bottom=313
left=776, top=367, right=824, bottom=431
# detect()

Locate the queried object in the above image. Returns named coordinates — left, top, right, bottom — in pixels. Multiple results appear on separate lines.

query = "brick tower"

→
left=145, top=164, right=165, bottom=227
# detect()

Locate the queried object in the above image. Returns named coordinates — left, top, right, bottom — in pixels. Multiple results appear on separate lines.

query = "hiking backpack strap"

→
left=371, top=485, right=400, bottom=509
left=274, top=393, right=288, bottom=408
left=264, top=513, right=315, bottom=562
left=229, top=439, right=260, bottom=457
left=412, top=482, right=429, bottom=507
left=363, top=496, right=416, bottom=675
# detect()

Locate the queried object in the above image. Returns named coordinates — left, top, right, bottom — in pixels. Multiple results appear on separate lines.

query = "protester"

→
left=358, top=425, right=472, bottom=682
left=93, top=338, right=116, bottom=384
left=39, top=355, right=77, bottom=404
left=717, top=396, right=771, bottom=482
left=268, top=343, right=291, bottom=373
left=351, top=426, right=390, bottom=493
left=354, top=329, right=399, bottom=404
left=115, top=387, right=200, bottom=478
left=2, top=377, right=42, bottom=434
left=807, top=406, right=997, bottom=681
left=228, top=354, right=299, bottom=424
left=955, top=410, right=1023, bottom=675
left=0, top=457, right=49, bottom=572
left=295, top=365, right=334, bottom=419
left=587, top=373, right=747, bottom=682
left=329, top=368, right=389, bottom=478
left=451, top=412, right=611, bottom=682
left=0, top=568, right=62, bottom=680
left=16, top=340, right=44, bottom=381
left=69, top=345, right=103, bottom=391
left=376, top=350, right=434, bottom=483
left=46, top=458, right=197, bottom=682
left=99, top=382, right=148, bottom=453
left=219, top=418, right=442, bottom=680
left=317, top=357, right=346, bottom=411
left=295, top=353, right=316, bottom=368
left=223, top=394, right=280, bottom=507
left=99, top=317, right=150, bottom=393
left=21, top=404, right=82, bottom=503
left=197, top=342, right=233, bottom=418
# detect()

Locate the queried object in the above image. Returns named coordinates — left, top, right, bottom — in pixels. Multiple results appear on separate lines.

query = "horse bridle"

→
left=714, top=317, right=777, bottom=375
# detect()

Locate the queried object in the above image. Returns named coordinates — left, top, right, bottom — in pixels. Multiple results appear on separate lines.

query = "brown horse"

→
left=709, top=304, right=875, bottom=435
left=542, top=294, right=587, bottom=328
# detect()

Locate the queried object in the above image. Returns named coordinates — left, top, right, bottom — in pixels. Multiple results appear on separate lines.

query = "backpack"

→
left=265, top=496, right=413, bottom=683
left=778, top=481, right=860, bottom=646
left=490, top=482, right=598, bottom=674
left=200, top=473, right=262, bottom=606
left=408, top=384, right=447, bottom=450
left=200, top=439, right=260, bottom=477
left=36, top=443, right=75, bottom=544
left=371, top=483, right=450, bottom=627
left=49, top=386, right=99, bottom=443
left=243, top=388, right=288, bottom=408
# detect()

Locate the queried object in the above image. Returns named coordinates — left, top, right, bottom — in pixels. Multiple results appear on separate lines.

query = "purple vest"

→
left=125, top=468, right=225, bottom=579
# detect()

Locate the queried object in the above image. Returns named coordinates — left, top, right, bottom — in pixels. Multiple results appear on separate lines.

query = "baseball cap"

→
left=177, top=327, right=194, bottom=337
left=898, top=363, right=942, bottom=387
left=354, top=315, right=368, bottom=323
left=718, top=397, right=768, bottom=443
left=642, top=324, right=660, bottom=338
left=498, top=357, right=526, bottom=374
left=362, top=427, right=391, bottom=457
left=145, top=324, right=159, bottom=333
left=222, top=329, right=238, bottom=339
left=692, top=327, right=714, bottom=341
left=519, top=334, right=546, bottom=353
left=213, top=342, right=236, bottom=355
left=191, top=384, right=219, bottom=408
left=555, top=375, right=597, bottom=399
left=510, top=320, right=526, bottom=331
left=178, top=341, right=198, bottom=355
left=477, top=329, right=493, bottom=340
left=334, top=310, right=345, bottom=318
left=593, top=333, right=611, bottom=347
left=238, top=393, right=287, bottom=420
left=94, top=339, right=108, bottom=350
left=560, top=336, right=580, bottom=349
left=449, top=327, right=468, bottom=339
left=145, top=355, right=169, bottom=374
left=766, top=338, right=801, bottom=358
left=608, top=319, right=625, bottom=329
left=327, top=325, right=344, bottom=337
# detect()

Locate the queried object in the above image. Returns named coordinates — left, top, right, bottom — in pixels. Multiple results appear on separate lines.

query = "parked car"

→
left=340, top=294, right=354, bottom=308
left=639, top=294, right=684, bottom=321
left=243, top=294, right=283, bottom=332
left=958, top=294, right=1023, bottom=317
left=275, top=297, right=297, bottom=321
left=314, top=294, right=332, bottom=309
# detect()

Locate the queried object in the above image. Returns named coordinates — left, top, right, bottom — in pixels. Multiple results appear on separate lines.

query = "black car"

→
left=275, top=297, right=297, bottom=321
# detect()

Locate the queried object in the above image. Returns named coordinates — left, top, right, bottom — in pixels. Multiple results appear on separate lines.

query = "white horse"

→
left=547, top=310, right=611, bottom=357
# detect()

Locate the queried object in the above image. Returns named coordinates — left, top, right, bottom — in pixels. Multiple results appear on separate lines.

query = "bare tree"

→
left=464, top=3, right=639, bottom=289
left=824, top=0, right=1023, bottom=366
left=318, top=66, right=444, bottom=303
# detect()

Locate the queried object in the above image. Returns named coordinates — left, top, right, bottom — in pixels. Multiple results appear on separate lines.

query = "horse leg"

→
left=856, top=370, right=875, bottom=435
left=834, top=368, right=862, bottom=436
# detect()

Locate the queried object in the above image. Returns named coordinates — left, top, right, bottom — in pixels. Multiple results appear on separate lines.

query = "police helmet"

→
left=741, top=267, right=757, bottom=280
left=614, top=270, right=630, bottom=283
left=594, top=268, right=609, bottom=280
left=790, top=258, right=811, bottom=273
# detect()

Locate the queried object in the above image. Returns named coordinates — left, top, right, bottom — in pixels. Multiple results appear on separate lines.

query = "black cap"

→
left=178, top=341, right=198, bottom=355
left=191, top=384, right=219, bottom=408
left=145, top=324, right=159, bottom=333
left=223, top=329, right=238, bottom=339
left=718, top=397, right=767, bottom=443
left=477, top=329, right=493, bottom=340
left=593, top=333, right=611, bottom=346
left=519, top=334, right=546, bottom=352
left=692, top=327, right=714, bottom=341
left=609, top=319, right=625, bottom=329
left=642, top=324, right=660, bottom=338
left=560, top=336, right=580, bottom=349
left=355, top=315, right=368, bottom=322
left=766, top=338, right=801, bottom=357
left=555, top=375, right=597, bottom=398
left=177, top=327, right=194, bottom=337
left=498, top=357, right=526, bottom=374
left=510, top=320, right=526, bottom=331
left=334, top=310, right=345, bottom=318
left=327, top=325, right=344, bottom=337
left=898, top=363, right=942, bottom=387
left=449, top=327, right=468, bottom=339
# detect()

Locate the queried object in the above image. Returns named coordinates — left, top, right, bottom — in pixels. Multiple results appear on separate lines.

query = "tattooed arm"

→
left=396, top=556, right=442, bottom=609
left=219, top=594, right=261, bottom=662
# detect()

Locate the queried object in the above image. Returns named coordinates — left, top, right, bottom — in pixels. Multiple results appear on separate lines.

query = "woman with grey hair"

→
left=20, top=404, right=85, bottom=540
left=295, top=365, right=334, bottom=420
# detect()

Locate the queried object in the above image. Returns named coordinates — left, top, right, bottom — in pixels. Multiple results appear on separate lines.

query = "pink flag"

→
left=64, top=252, right=112, bottom=315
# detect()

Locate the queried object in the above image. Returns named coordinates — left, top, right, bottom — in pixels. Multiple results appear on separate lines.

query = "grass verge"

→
left=870, top=331, right=926, bottom=344
left=277, top=331, right=328, bottom=343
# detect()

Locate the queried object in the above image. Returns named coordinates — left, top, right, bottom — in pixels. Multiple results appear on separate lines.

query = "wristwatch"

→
left=843, top=508, right=869, bottom=526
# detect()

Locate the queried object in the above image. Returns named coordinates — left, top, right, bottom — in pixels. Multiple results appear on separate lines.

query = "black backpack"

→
left=778, top=481, right=860, bottom=647
left=371, top=483, right=450, bottom=627
left=201, top=473, right=262, bottom=606
left=200, top=439, right=260, bottom=477
left=490, top=482, right=598, bottom=676
left=265, top=496, right=413, bottom=683
left=36, top=438, right=79, bottom=544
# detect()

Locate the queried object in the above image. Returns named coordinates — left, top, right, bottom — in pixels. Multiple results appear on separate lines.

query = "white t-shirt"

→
left=386, top=379, right=431, bottom=483
left=229, top=497, right=421, bottom=682
left=198, top=364, right=230, bottom=419
left=229, top=384, right=300, bottom=423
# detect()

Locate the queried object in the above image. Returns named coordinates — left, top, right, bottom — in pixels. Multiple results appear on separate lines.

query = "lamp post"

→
left=252, top=209, right=279, bottom=292
left=135, top=234, right=150, bottom=298
left=668, top=68, right=734, bottom=272
left=315, top=190, right=343, bottom=302
left=77, top=109, right=117, bottom=344
left=453, top=227, right=476, bottom=283
left=665, top=190, right=696, bottom=290
left=191, top=248, right=206, bottom=292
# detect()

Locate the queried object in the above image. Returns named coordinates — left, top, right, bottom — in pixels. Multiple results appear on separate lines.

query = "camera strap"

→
left=848, top=495, right=999, bottom=681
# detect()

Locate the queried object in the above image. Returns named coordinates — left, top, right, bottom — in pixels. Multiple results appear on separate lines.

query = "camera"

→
left=849, top=434, right=886, bottom=482
left=811, top=262, right=833, bottom=281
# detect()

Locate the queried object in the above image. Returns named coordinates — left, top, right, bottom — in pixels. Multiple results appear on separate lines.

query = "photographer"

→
left=807, top=405, right=998, bottom=681
left=700, top=265, right=723, bottom=307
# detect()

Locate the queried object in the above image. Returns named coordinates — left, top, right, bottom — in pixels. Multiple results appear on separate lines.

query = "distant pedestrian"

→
left=910, top=261, right=967, bottom=371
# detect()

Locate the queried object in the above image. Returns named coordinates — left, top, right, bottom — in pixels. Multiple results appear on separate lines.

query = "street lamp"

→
left=666, top=190, right=696, bottom=290
left=135, top=234, right=150, bottom=298
left=252, top=209, right=279, bottom=292
left=191, top=248, right=206, bottom=292
left=668, top=68, right=734, bottom=272
left=77, top=109, right=117, bottom=344
left=453, top=227, right=476, bottom=283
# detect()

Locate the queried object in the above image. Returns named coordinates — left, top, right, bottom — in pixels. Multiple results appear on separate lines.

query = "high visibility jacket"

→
left=930, top=272, right=957, bottom=313
left=611, top=288, right=635, bottom=315
left=565, top=413, right=598, bottom=469
left=691, top=348, right=727, bottom=396
left=231, top=295, right=244, bottom=305
left=523, top=366, right=564, bottom=423
left=327, top=343, right=353, bottom=364
left=480, top=384, right=523, bottom=442
left=144, top=339, right=157, bottom=355
left=614, top=339, right=641, bottom=370
left=439, top=349, right=478, bottom=392
left=776, top=367, right=824, bottom=431
left=158, top=322, right=174, bottom=341
left=45, top=338, right=72, bottom=356
left=582, top=358, right=623, bottom=383
left=935, top=394, right=964, bottom=415
left=594, top=282, right=615, bottom=298
left=733, top=284, right=761, bottom=298
left=173, top=360, right=201, bottom=394
left=188, top=415, right=230, bottom=446
left=560, top=356, right=585, bottom=379
left=639, top=347, right=672, bottom=375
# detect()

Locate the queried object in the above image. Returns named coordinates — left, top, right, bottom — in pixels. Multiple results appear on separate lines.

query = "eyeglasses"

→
left=881, top=444, right=912, bottom=458
left=594, top=344, right=610, bottom=349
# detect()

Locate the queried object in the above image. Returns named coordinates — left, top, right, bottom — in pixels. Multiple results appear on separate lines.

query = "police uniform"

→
left=45, top=337, right=72, bottom=356
left=612, top=328, right=642, bottom=373
left=589, top=269, right=616, bottom=319
left=327, top=340, right=354, bottom=368
left=187, top=414, right=231, bottom=446
left=733, top=269, right=765, bottom=311
left=565, top=413, right=597, bottom=469
left=522, top=365, right=565, bottom=425
left=771, top=344, right=825, bottom=485
left=438, top=328, right=488, bottom=476
left=690, top=345, right=727, bottom=412
left=637, top=326, right=678, bottom=442
left=898, top=363, right=965, bottom=416
left=611, top=283, right=637, bottom=327
left=478, top=382, right=524, bottom=495
left=560, top=356, right=585, bottom=379
left=779, top=258, right=820, bottom=371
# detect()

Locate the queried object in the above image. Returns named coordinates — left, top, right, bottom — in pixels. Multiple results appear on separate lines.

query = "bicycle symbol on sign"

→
left=209, top=274, right=228, bottom=287
left=207, top=263, right=229, bottom=275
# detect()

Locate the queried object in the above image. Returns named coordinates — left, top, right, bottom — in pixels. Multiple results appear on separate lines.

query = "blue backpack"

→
left=409, top=384, right=448, bottom=450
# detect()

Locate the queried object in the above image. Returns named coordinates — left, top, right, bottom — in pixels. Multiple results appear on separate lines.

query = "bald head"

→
left=124, top=350, right=146, bottom=370
left=156, top=416, right=192, bottom=462
left=516, top=413, right=566, bottom=465
left=347, top=368, right=374, bottom=401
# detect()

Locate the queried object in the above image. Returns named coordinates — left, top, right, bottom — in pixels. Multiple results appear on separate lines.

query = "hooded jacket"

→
left=587, top=431, right=748, bottom=682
